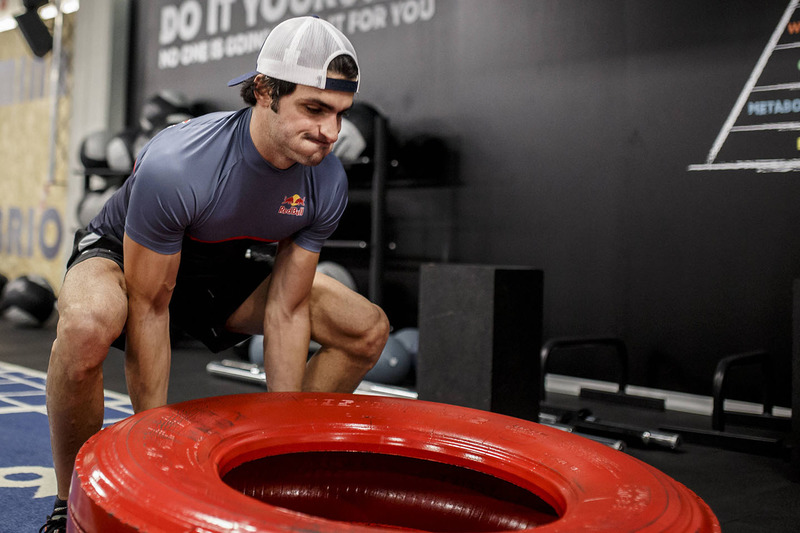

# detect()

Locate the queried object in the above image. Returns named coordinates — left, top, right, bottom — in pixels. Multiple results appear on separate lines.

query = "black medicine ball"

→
left=139, top=91, right=194, bottom=134
left=79, top=130, right=112, bottom=169
left=0, top=275, right=56, bottom=327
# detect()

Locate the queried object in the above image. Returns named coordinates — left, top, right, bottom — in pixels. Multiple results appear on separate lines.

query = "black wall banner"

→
left=129, top=1, right=800, bottom=406
left=130, top=0, right=437, bottom=115
left=155, top=0, right=435, bottom=68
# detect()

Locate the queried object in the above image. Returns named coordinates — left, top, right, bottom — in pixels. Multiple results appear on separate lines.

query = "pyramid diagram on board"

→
left=689, top=0, right=800, bottom=172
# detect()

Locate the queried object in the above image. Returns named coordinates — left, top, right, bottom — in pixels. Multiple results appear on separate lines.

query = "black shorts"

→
left=67, top=229, right=275, bottom=353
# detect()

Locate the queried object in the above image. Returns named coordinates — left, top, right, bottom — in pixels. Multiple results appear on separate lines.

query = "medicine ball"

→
left=334, top=103, right=399, bottom=184
left=316, top=261, right=358, bottom=292
left=248, top=335, right=265, bottom=366
left=364, top=334, right=412, bottom=385
left=392, top=327, right=419, bottom=369
left=139, top=91, right=194, bottom=135
left=106, top=128, right=149, bottom=173
left=79, top=130, right=111, bottom=170
left=341, top=103, right=381, bottom=162
left=332, top=117, right=367, bottom=164
left=77, top=185, right=119, bottom=227
left=0, top=275, right=56, bottom=327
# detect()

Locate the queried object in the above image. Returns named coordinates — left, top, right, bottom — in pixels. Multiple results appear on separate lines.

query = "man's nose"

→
left=319, top=115, right=340, bottom=143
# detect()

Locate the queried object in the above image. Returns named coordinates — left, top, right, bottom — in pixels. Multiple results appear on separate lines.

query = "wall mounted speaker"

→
left=14, top=9, right=53, bottom=58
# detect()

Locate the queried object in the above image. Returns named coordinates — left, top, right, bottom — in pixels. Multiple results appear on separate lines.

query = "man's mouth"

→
left=305, top=135, right=331, bottom=147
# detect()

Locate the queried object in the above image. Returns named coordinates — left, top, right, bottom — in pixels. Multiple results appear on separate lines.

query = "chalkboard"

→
left=690, top=0, right=800, bottom=171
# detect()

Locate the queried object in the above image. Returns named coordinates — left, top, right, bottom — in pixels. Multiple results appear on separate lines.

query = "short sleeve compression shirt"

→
left=88, top=107, right=348, bottom=256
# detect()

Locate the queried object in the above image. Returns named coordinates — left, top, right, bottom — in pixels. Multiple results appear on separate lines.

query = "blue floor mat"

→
left=0, top=362, right=132, bottom=533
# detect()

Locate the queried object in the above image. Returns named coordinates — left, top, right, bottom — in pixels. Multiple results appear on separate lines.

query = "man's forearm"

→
left=124, top=301, right=172, bottom=411
left=262, top=306, right=311, bottom=392
left=259, top=239, right=319, bottom=392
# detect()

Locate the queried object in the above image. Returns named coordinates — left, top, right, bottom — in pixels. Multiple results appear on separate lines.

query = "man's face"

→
left=259, top=80, right=355, bottom=169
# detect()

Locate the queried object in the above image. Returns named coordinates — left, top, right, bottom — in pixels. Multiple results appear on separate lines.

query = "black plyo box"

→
left=417, top=264, right=543, bottom=421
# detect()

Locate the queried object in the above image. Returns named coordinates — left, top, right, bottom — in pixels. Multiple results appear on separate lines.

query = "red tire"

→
left=68, top=393, right=720, bottom=532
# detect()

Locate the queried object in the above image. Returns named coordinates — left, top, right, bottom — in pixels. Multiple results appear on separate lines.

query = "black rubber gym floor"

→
left=1, top=318, right=798, bottom=532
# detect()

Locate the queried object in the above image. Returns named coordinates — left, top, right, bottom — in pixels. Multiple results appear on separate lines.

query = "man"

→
left=40, top=16, right=389, bottom=533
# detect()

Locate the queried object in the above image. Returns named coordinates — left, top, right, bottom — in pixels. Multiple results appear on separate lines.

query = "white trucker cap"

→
left=227, top=16, right=360, bottom=93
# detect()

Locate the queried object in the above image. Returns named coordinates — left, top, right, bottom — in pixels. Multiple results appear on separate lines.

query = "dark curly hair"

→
left=239, top=54, right=359, bottom=112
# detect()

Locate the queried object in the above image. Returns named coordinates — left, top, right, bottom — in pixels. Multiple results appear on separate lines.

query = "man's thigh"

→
left=58, top=256, right=128, bottom=336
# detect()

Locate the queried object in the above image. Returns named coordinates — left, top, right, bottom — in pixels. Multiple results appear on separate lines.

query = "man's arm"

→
left=122, top=234, right=181, bottom=412
left=262, top=238, right=319, bottom=391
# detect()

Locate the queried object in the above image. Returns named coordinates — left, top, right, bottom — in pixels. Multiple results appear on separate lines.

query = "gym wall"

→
left=120, top=0, right=797, bottom=404
left=0, top=13, right=73, bottom=293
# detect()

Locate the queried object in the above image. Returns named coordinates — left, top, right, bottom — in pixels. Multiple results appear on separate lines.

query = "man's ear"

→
left=253, top=75, right=272, bottom=105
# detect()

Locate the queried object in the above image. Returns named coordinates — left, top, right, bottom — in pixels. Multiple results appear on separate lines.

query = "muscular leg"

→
left=226, top=271, right=389, bottom=392
left=46, top=258, right=128, bottom=499
left=303, top=273, right=389, bottom=392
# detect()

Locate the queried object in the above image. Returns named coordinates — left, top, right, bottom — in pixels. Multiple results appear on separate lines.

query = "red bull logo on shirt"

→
left=279, top=194, right=306, bottom=216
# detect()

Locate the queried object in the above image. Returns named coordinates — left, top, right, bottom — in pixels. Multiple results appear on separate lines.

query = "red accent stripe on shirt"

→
left=186, top=235, right=279, bottom=244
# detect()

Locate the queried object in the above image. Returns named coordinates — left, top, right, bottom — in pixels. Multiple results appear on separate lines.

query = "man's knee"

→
left=53, top=307, right=122, bottom=374
left=357, top=305, right=391, bottom=365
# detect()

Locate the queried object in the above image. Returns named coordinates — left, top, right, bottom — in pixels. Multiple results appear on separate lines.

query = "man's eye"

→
left=306, top=106, right=322, bottom=114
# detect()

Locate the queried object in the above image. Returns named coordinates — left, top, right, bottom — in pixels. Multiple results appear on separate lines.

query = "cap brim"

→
left=227, top=71, right=259, bottom=87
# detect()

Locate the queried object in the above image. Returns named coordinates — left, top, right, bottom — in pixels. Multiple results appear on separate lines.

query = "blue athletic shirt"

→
left=88, top=107, right=348, bottom=255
